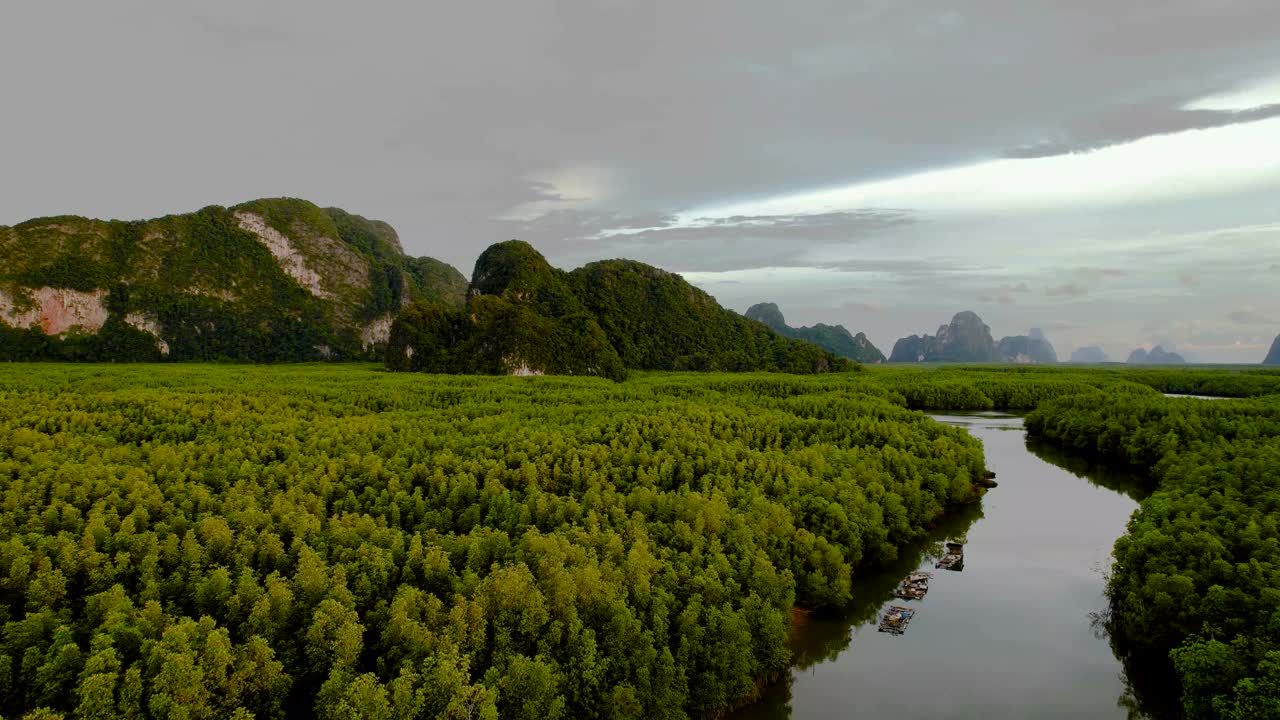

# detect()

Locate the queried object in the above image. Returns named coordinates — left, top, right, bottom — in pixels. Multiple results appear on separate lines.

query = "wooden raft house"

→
left=894, top=571, right=932, bottom=601
left=936, top=541, right=965, bottom=571
left=878, top=605, right=916, bottom=635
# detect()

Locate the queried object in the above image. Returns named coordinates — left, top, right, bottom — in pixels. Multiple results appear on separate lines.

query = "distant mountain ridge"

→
left=1128, top=345, right=1186, bottom=364
left=387, top=241, right=852, bottom=379
left=744, top=302, right=885, bottom=363
left=1266, top=335, right=1280, bottom=365
left=0, top=198, right=467, bottom=361
left=889, top=312, right=1060, bottom=363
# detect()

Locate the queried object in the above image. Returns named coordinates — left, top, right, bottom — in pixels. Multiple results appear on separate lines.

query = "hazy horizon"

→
left=4, top=2, right=1278, bottom=362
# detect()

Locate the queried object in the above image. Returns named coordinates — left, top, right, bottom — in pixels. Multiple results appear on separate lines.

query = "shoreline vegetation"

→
left=0, top=364, right=1275, bottom=719
left=1028, top=389, right=1280, bottom=718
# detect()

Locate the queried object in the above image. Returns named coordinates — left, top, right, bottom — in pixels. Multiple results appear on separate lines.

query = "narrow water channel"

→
left=735, top=411, right=1150, bottom=720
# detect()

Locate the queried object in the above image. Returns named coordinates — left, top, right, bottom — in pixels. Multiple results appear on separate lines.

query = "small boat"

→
left=936, top=542, right=965, bottom=571
left=878, top=605, right=916, bottom=634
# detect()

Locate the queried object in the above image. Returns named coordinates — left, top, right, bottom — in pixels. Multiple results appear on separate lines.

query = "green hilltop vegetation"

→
left=0, top=199, right=467, bottom=363
left=743, top=302, right=886, bottom=363
left=387, top=241, right=853, bottom=380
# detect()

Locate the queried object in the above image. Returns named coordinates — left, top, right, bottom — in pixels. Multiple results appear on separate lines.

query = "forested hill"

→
left=387, top=241, right=852, bottom=379
left=0, top=198, right=467, bottom=362
left=744, top=302, right=886, bottom=363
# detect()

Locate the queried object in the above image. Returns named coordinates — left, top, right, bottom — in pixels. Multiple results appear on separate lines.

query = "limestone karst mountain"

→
left=387, top=241, right=852, bottom=379
left=889, top=311, right=999, bottom=363
left=0, top=198, right=466, bottom=361
left=1265, top=335, right=1280, bottom=365
left=1127, top=345, right=1186, bottom=364
left=996, top=328, right=1058, bottom=363
left=744, top=302, right=886, bottom=363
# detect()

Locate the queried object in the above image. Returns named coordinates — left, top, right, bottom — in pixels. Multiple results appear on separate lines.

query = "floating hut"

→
left=894, top=572, right=932, bottom=600
left=936, top=542, right=965, bottom=571
left=878, top=605, right=916, bottom=635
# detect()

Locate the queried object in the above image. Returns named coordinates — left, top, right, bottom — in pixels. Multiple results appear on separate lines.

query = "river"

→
left=735, top=411, right=1151, bottom=720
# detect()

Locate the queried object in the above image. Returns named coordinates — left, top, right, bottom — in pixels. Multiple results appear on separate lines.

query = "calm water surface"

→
left=735, top=411, right=1148, bottom=720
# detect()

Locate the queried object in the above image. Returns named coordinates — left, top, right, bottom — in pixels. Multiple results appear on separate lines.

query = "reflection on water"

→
left=735, top=411, right=1148, bottom=720
left=788, top=503, right=986, bottom=671
left=1025, top=438, right=1152, bottom=502
left=1025, top=440, right=1176, bottom=720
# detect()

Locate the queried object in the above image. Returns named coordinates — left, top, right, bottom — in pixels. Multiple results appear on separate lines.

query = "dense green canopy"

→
left=1028, top=390, right=1280, bottom=718
left=0, top=364, right=986, bottom=720
left=2, top=362, right=1277, bottom=718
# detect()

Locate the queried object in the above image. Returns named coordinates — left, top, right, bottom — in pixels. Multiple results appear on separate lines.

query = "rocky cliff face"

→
left=0, top=287, right=109, bottom=336
left=1069, top=346, right=1110, bottom=363
left=744, top=302, right=788, bottom=331
left=889, top=311, right=999, bottom=362
left=1128, top=345, right=1186, bottom=364
left=744, top=302, right=886, bottom=363
left=0, top=198, right=466, bottom=361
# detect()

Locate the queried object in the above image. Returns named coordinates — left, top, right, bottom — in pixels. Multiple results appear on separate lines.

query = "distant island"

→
left=744, top=302, right=885, bottom=363
left=890, top=311, right=1056, bottom=363
left=1127, top=345, right=1186, bottom=364
left=890, top=311, right=998, bottom=362
left=996, top=327, right=1058, bottom=364
left=1069, top=346, right=1110, bottom=363
left=1266, top=335, right=1280, bottom=365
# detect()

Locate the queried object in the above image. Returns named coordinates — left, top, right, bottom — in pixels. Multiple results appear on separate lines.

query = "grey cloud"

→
left=1179, top=273, right=1200, bottom=288
left=1139, top=317, right=1273, bottom=358
left=978, top=283, right=1027, bottom=305
left=191, top=15, right=291, bottom=49
left=1074, top=267, right=1129, bottom=279
left=496, top=209, right=914, bottom=272
left=5, top=0, right=1280, bottom=276
left=1005, top=102, right=1280, bottom=158
left=815, top=257, right=997, bottom=278
left=1046, top=283, right=1089, bottom=297
left=841, top=302, right=886, bottom=314
left=1044, top=320, right=1081, bottom=332
left=1228, top=309, right=1276, bottom=325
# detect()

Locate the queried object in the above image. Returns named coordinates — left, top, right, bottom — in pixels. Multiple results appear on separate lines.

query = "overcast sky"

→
left=4, top=1, right=1279, bottom=362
